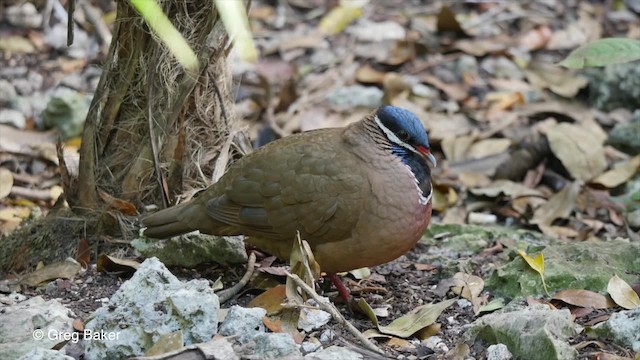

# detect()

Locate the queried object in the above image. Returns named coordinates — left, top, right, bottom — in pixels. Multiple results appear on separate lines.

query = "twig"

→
left=285, top=271, right=383, bottom=354
left=217, top=252, right=256, bottom=303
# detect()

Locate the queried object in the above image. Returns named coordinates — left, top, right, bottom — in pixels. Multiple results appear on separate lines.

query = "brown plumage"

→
left=143, top=106, right=434, bottom=274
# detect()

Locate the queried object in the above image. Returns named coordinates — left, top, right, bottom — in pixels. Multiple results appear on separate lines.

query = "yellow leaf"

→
left=607, top=275, right=640, bottom=309
left=518, top=249, right=549, bottom=296
left=319, top=6, right=362, bottom=35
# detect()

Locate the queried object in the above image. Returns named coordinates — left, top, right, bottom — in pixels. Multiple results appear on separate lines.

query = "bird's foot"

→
left=327, top=273, right=351, bottom=303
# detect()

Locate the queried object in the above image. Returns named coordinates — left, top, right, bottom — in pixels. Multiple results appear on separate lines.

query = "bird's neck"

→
left=357, top=116, right=432, bottom=202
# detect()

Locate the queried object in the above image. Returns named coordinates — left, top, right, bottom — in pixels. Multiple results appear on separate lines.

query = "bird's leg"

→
left=327, top=273, right=351, bottom=303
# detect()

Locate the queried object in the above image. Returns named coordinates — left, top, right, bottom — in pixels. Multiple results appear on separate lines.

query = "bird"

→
left=142, top=105, right=436, bottom=301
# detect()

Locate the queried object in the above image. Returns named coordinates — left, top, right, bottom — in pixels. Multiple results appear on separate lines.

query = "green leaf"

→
left=559, top=38, right=640, bottom=69
left=128, top=0, right=199, bottom=72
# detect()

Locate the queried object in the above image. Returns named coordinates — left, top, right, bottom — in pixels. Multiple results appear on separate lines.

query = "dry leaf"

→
left=355, top=64, right=386, bottom=85
left=21, top=259, right=83, bottom=286
left=0, top=125, right=58, bottom=163
left=436, top=5, right=466, bottom=35
left=145, top=331, right=183, bottom=356
left=96, top=255, right=140, bottom=273
left=592, top=155, right=640, bottom=188
left=547, top=123, right=607, bottom=181
left=532, top=180, right=582, bottom=227
left=286, top=233, right=320, bottom=305
left=378, top=299, right=456, bottom=338
left=607, top=275, right=640, bottom=309
left=442, top=135, right=476, bottom=162
left=248, top=285, right=287, bottom=315
left=76, top=238, right=91, bottom=268
left=454, top=38, right=508, bottom=56
left=470, top=180, right=542, bottom=198
left=98, top=191, right=138, bottom=215
left=0, top=168, right=13, bottom=199
left=451, top=272, right=484, bottom=301
left=552, top=289, right=616, bottom=309
left=519, top=26, right=552, bottom=51
left=468, top=139, right=512, bottom=160
left=318, top=3, right=364, bottom=35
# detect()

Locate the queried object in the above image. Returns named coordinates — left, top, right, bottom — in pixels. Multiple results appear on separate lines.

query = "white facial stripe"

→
left=374, top=116, right=420, bottom=155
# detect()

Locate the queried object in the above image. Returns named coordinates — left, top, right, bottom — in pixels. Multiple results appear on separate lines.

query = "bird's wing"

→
left=205, top=130, right=366, bottom=243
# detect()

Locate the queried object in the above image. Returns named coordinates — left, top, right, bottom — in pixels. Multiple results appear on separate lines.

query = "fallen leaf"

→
left=145, top=331, right=183, bottom=356
left=547, top=123, right=607, bottom=181
left=98, top=191, right=138, bottom=215
left=355, top=64, right=386, bottom=85
left=248, top=285, right=286, bottom=315
left=347, top=267, right=370, bottom=280
left=477, top=298, right=505, bottom=314
left=76, top=238, right=91, bottom=268
left=96, top=255, right=140, bottom=273
left=21, top=259, right=83, bottom=286
left=355, top=298, right=379, bottom=327
left=559, top=38, right=640, bottom=69
left=451, top=272, right=484, bottom=302
left=468, top=138, right=512, bottom=160
left=519, top=26, right=552, bottom=51
left=442, top=135, right=476, bottom=162
left=378, top=298, right=456, bottom=338
left=454, top=37, right=509, bottom=56
left=532, top=180, right=582, bottom=227
left=0, top=168, right=13, bottom=199
left=318, top=3, right=364, bottom=35
left=436, top=5, right=466, bottom=36
left=387, top=337, right=412, bottom=348
left=591, top=155, right=640, bottom=188
left=607, top=275, right=640, bottom=309
left=72, top=318, right=84, bottom=332
left=286, top=234, right=320, bottom=305
left=469, top=180, right=542, bottom=198
left=552, top=289, right=616, bottom=309
left=518, top=250, right=548, bottom=296
left=525, top=62, right=588, bottom=98
left=414, top=323, right=441, bottom=340
left=0, top=125, right=58, bottom=163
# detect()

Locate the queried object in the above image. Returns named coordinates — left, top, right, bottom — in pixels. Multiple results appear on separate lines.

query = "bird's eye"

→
left=397, top=130, right=410, bottom=142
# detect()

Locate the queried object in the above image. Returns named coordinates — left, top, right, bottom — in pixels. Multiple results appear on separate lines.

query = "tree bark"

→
left=1, top=0, right=245, bottom=272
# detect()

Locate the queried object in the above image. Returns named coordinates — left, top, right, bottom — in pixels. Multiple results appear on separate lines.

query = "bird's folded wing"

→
left=205, top=144, right=365, bottom=243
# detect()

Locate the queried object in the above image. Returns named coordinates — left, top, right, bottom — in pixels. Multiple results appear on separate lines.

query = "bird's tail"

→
left=142, top=204, right=193, bottom=238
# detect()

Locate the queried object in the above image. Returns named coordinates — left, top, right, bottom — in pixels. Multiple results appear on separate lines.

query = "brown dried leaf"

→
left=532, top=180, right=582, bottom=227
left=468, top=139, right=512, bottom=160
left=248, top=284, right=286, bottom=315
left=547, top=123, right=607, bottom=181
left=591, top=155, right=640, bottom=188
left=607, top=275, right=640, bottom=310
left=76, top=238, right=91, bottom=268
left=96, top=255, right=140, bottom=273
left=98, top=191, right=138, bottom=215
left=552, top=289, right=616, bottom=309
left=21, top=259, right=83, bottom=286
left=451, top=272, right=484, bottom=301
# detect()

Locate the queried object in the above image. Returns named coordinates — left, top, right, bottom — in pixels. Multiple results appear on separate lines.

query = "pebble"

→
left=6, top=3, right=43, bottom=29
left=0, top=109, right=26, bottom=129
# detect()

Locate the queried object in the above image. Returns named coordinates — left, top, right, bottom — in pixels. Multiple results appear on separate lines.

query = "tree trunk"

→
left=0, top=0, right=247, bottom=272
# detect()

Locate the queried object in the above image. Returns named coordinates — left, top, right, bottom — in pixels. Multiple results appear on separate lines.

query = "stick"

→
left=285, top=271, right=383, bottom=354
left=217, top=252, right=256, bottom=303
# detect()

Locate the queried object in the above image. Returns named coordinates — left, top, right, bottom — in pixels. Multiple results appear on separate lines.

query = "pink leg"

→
left=327, top=273, right=351, bottom=303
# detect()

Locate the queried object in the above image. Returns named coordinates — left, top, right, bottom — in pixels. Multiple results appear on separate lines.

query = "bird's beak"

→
left=416, top=146, right=437, bottom=167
